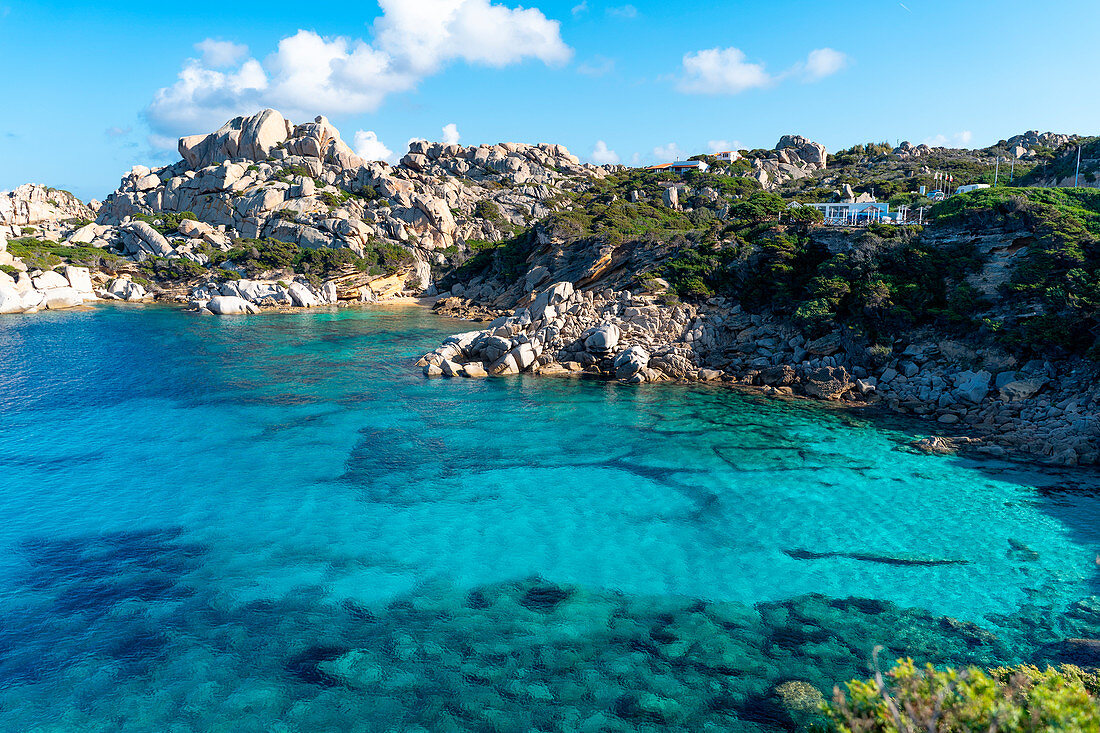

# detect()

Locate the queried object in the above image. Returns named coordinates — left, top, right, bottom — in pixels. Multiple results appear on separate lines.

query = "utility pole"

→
left=1010, top=156, right=1014, bottom=183
left=994, top=157, right=1000, bottom=186
left=1075, top=145, right=1082, bottom=187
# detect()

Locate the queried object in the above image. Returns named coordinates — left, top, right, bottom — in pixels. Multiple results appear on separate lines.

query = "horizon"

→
left=3, top=0, right=1099, bottom=200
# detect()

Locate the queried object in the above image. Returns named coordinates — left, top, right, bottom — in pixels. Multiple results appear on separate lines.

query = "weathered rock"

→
left=802, top=366, right=852, bottom=400
left=33, top=270, right=69, bottom=290
left=44, top=287, right=85, bottom=309
left=206, top=295, right=260, bottom=315
left=613, top=346, right=649, bottom=381
left=585, top=324, right=620, bottom=356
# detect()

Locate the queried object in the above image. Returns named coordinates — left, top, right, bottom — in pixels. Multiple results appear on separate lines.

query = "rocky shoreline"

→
left=417, top=280, right=1100, bottom=468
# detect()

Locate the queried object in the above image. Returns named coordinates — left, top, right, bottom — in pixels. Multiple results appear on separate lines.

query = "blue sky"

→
left=1, top=0, right=1098, bottom=200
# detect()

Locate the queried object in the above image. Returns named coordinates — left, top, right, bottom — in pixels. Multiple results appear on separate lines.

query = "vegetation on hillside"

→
left=824, top=658, right=1100, bottom=732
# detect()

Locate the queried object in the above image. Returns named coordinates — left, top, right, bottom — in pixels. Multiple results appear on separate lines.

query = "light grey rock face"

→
left=662, top=187, right=679, bottom=209
left=179, top=109, right=292, bottom=169
left=776, top=135, right=828, bottom=168
left=107, top=278, right=147, bottom=301
left=119, top=221, right=173, bottom=257
left=0, top=183, right=96, bottom=227
left=44, top=287, right=84, bottom=309
left=287, top=282, right=321, bottom=308
left=529, top=281, right=574, bottom=320
left=63, top=265, right=93, bottom=294
left=33, top=270, right=69, bottom=290
left=206, top=295, right=260, bottom=315
left=585, top=323, right=621, bottom=356
left=953, top=370, right=991, bottom=404
left=0, top=282, right=24, bottom=313
left=613, top=345, right=649, bottom=381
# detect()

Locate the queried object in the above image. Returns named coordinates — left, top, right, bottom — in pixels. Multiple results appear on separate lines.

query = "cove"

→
left=1, top=304, right=1099, bottom=731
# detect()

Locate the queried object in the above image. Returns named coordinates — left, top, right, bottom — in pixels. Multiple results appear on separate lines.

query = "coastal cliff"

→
left=2, top=111, right=1098, bottom=465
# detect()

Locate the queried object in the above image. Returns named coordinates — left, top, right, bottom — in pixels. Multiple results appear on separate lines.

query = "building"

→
left=646, top=160, right=709, bottom=174
left=954, top=183, right=991, bottom=195
left=792, top=201, right=893, bottom=225
left=713, top=151, right=742, bottom=163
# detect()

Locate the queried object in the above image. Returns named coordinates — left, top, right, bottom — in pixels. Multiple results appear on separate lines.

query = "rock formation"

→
left=751, top=136, right=828, bottom=190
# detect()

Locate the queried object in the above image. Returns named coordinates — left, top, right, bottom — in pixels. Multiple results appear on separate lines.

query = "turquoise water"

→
left=1, top=304, right=1100, bottom=731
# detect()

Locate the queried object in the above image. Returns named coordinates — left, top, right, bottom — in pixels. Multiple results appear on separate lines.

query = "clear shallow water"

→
left=1, top=304, right=1100, bottom=731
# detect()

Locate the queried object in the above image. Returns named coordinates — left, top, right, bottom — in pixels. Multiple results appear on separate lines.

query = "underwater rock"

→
left=784, top=548, right=970, bottom=567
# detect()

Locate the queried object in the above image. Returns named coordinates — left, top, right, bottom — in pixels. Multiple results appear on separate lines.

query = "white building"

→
left=714, top=151, right=742, bottom=163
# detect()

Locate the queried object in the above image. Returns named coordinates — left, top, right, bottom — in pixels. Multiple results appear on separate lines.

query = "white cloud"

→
left=353, top=129, right=394, bottom=161
left=194, top=39, right=249, bottom=68
left=590, top=140, right=619, bottom=164
left=653, top=142, right=684, bottom=161
left=707, top=139, right=742, bottom=153
left=923, top=130, right=974, bottom=148
left=571, top=1, right=588, bottom=16
left=145, top=0, right=572, bottom=146
left=577, top=55, right=615, bottom=76
left=106, top=126, right=133, bottom=138
left=676, top=48, right=771, bottom=95
left=441, top=122, right=460, bottom=145
left=801, top=48, right=848, bottom=81
left=630, top=152, right=641, bottom=164
left=676, top=45, right=850, bottom=96
left=607, top=4, right=637, bottom=18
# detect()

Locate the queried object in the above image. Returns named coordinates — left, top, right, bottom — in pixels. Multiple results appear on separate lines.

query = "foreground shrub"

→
left=824, top=655, right=1100, bottom=732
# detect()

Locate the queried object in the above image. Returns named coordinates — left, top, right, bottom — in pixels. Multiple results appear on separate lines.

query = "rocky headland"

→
left=3, top=110, right=1098, bottom=466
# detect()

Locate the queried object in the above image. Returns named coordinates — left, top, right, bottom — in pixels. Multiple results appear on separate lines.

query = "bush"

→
left=824, top=656, right=1100, bottom=732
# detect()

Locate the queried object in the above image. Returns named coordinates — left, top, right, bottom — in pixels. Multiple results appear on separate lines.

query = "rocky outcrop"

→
left=0, top=183, right=96, bottom=240
left=0, top=261, right=98, bottom=313
left=751, top=136, right=828, bottom=190
left=91, top=108, right=604, bottom=298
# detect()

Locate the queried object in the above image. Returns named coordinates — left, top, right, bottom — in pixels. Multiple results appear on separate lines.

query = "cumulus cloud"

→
left=652, top=142, right=684, bottom=161
left=924, top=130, right=974, bottom=148
left=801, top=48, right=848, bottom=81
left=195, top=39, right=249, bottom=68
left=707, top=139, right=742, bottom=153
left=677, top=48, right=771, bottom=95
left=353, top=130, right=394, bottom=161
left=590, top=140, right=619, bottom=164
left=145, top=0, right=572, bottom=146
left=441, top=122, right=460, bottom=145
left=607, top=4, right=637, bottom=18
left=677, top=46, right=849, bottom=95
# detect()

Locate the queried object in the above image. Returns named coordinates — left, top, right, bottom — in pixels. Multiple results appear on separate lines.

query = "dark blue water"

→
left=1, top=304, right=1099, bottom=731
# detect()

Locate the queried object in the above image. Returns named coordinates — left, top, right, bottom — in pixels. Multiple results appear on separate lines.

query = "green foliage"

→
left=474, top=199, right=504, bottom=223
left=729, top=192, right=787, bottom=222
left=224, top=236, right=414, bottom=278
left=20, top=227, right=36, bottom=235
left=6, top=237, right=125, bottom=271
left=138, top=257, right=206, bottom=281
left=824, top=658, right=1100, bottom=732
left=132, top=211, right=197, bottom=235
left=0, top=264, right=19, bottom=278
left=933, top=187, right=1100, bottom=353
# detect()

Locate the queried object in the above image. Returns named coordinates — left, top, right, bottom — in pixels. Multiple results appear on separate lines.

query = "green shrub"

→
left=0, top=264, right=19, bottom=278
left=20, top=226, right=36, bottom=235
left=824, top=657, right=1100, bottom=732
left=6, top=237, right=125, bottom=271
left=474, top=200, right=504, bottom=223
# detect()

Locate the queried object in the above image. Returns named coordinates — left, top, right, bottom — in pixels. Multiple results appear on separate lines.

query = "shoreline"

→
left=417, top=282, right=1100, bottom=469
left=7, top=291, right=1097, bottom=472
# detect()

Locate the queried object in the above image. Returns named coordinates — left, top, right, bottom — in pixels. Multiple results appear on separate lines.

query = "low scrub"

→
left=824, top=657, right=1100, bottom=732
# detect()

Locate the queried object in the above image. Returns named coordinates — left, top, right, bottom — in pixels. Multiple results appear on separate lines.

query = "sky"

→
left=1, top=0, right=1098, bottom=201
